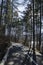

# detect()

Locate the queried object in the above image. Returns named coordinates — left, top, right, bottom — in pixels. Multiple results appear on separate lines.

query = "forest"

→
left=0, top=0, right=43, bottom=65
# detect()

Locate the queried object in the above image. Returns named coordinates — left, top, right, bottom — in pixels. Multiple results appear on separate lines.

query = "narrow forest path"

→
left=0, top=42, right=29, bottom=65
left=0, top=42, right=43, bottom=65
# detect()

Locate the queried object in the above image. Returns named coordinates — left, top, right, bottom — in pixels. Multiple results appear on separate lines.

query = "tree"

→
left=35, top=0, right=42, bottom=51
left=22, top=3, right=32, bottom=46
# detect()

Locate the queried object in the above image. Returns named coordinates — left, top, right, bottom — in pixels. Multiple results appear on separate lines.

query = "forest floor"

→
left=0, top=42, right=43, bottom=65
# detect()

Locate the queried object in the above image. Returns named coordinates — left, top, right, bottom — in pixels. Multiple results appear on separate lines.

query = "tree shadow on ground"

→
left=4, top=45, right=32, bottom=65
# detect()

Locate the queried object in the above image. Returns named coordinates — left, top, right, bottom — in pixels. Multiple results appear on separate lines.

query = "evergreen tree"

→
left=23, top=3, right=32, bottom=46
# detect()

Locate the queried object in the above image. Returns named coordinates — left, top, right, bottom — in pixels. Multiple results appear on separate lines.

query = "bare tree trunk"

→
left=32, top=0, right=36, bottom=65
left=39, top=0, right=41, bottom=51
